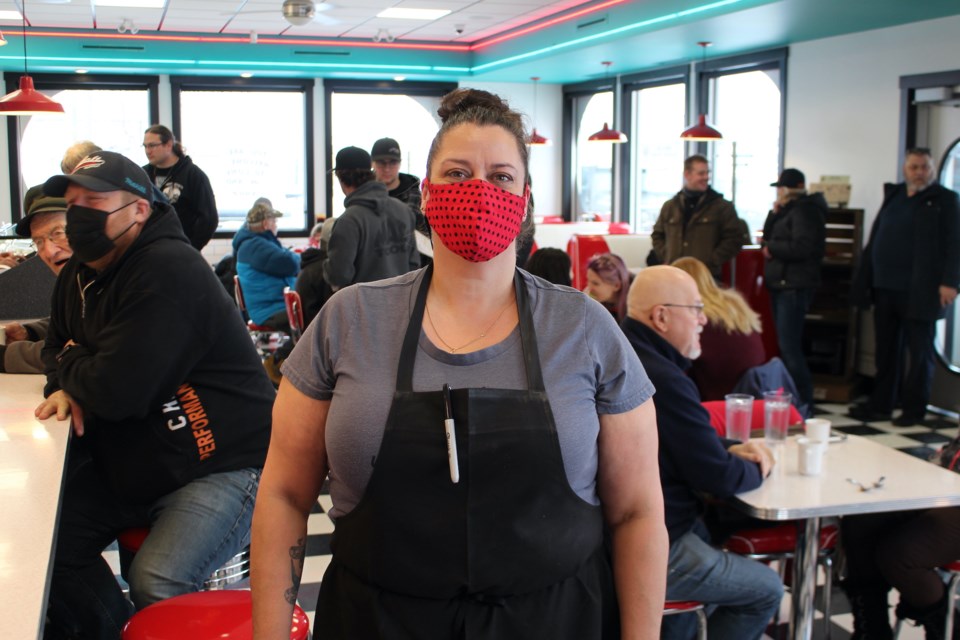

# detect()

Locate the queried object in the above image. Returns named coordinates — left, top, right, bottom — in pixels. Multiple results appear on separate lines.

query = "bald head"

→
left=627, top=265, right=706, bottom=359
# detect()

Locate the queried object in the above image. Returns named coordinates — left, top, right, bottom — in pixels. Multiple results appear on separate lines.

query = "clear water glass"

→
left=725, top=393, right=754, bottom=442
left=763, top=390, right=792, bottom=446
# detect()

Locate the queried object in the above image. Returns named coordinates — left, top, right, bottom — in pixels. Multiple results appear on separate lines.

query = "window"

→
left=171, top=77, right=313, bottom=235
left=323, top=80, right=456, bottom=218
left=7, top=73, right=157, bottom=219
left=568, top=91, right=617, bottom=221
left=696, top=50, right=787, bottom=240
left=623, top=70, right=687, bottom=234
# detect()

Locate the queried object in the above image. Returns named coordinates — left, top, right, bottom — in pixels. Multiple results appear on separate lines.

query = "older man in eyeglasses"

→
left=620, top=265, right=783, bottom=640
left=1, top=185, right=72, bottom=374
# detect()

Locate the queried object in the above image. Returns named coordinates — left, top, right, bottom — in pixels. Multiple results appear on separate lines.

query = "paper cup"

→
left=804, top=418, right=831, bottom=443
left=797, top=436, right=826, bottom=476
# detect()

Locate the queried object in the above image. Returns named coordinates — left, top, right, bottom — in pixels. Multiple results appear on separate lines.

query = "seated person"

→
left=672, top=257, right=766, bottom=401
left=620, top=265, right=783, bottom=640
left=2, top=186, right=72, bottom=374
left=295, top=222, right=335, bottom=327
left=36, top=151, right=274, bottom=638
left=842, top=505, right=960, bottom=639
left=232, top=198, right=300, bottom=332
left=524, top=247, right=572, bottom=286
left=584, top=252, right=631, bottom=323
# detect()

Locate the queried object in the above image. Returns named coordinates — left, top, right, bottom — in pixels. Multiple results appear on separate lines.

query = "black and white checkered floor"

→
left=102, top=400, right=957, bottom=638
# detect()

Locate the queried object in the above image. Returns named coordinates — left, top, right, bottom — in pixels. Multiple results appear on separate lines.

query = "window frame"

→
left=5, top=72, right=159, bottom=228
left=322, top=78, right=457, bottom=217
left=618, top=65, right=690, bottom=230
left=561, top=77, right=617, bottom=222
left=169, top=75, right=315, bottom=239
left=693, top=48, right=788, bottom=170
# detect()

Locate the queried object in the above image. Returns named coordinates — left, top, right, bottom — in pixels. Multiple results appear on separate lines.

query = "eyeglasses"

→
left=142, top=142, right=164, bottom=149
left=661, top=303, right=706, bottom=318
left=32, top=226, right=68, bottom=252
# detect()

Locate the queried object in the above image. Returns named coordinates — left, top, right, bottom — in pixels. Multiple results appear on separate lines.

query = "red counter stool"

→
left=122, top=590, right=310, bottom=640
left=117, top=527, right=251, bottom=591
left=663, top=600, right=708, bottom=640
left=892, top=559, right=960, bottom=639
left=234, top=275, right=285, bottom=356
left=723, top=523, right=839, bottom=638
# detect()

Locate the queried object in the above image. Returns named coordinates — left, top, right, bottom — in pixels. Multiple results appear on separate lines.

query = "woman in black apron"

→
left=251, top=88, right=667, bottom=639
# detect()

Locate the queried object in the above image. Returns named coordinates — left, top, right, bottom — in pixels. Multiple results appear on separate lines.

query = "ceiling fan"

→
left=223, top=1, right=339, bottom=27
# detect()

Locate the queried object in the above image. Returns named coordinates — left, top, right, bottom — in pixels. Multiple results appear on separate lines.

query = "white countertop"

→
left=733, top=434, right=960, bottom=519
left=0, top=374, right=70, bottom=640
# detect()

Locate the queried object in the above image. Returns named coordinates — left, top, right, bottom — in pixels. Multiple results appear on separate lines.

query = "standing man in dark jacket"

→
left=652, top=154, right=746, bottom=279
left=621, top=265, right=782, bottom=640
left=371, top=136, right=433, bottom=264
left=761, top=168, right=827, bottom=413
left=851, top=148, right=960, bottom=426
left=36, top=151, right=274, bottom=639
left=142, top=124, right=218, bottom=250
left=324, top=146, right=419, bottom=290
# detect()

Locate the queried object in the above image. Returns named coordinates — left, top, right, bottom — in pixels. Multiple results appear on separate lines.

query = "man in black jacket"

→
left=36, top=151, right=274, bottom=639
left=621, top=265, right=782, bottom=640
left=142, top=124, right=218, bottom=250
left=761, top=168, right=827, bottom=414
left=851, top=148, right=960, bottom=426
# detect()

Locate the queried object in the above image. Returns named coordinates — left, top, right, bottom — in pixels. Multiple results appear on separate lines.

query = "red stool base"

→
left=122, top=590, right=309, bottom=640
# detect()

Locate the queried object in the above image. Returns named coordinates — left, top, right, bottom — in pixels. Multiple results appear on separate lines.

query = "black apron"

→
left=315, top=267, right=619, bottom=639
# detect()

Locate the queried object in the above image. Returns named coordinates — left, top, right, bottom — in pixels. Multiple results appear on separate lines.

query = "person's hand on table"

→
left=35, top=389, right=86, bottom=436
left=4, top=322, right=28, bottom=343
left=728, top=440, right=775, bottom=478
left=0, top=252, right=20, bottom=269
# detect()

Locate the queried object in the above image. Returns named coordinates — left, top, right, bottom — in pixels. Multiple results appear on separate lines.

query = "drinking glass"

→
left=724, top=393, right=754, bottom=442
left=763, top=390, right=792, bottom=446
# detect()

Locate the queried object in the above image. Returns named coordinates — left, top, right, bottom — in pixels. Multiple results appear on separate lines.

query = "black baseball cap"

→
left=332, top=146, right=372, bottom=172
left=16, top=184, right=67, bottom=237
left=43, top=151, right=154, bottom=204
left=371, top=137, right=401, bottom=161
left=770, top=168, right=806, bottom=188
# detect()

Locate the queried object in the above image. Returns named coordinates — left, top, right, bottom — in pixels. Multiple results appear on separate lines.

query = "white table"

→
left=0, top=374, right=70, bottom=639
left=732, top=434, right=960, bottom=640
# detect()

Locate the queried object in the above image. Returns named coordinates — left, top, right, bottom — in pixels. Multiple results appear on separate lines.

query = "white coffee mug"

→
left=797, top=437, right=826, bottom=476
left=804, top=418, right=831, bottom=443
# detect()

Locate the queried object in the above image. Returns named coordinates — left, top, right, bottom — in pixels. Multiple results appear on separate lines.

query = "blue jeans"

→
left=46, top=446, right=261, bottom=639
left=769, top=288, right=814, bottom=411
left=663, top=523, right=784, bottom=640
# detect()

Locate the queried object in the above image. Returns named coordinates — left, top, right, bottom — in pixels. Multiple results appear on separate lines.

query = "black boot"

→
left=845, top=583, right=893, bottom=640
left=898, top=593, right=957, bottom=640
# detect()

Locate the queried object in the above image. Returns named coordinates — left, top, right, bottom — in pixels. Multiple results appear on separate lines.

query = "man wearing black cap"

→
left=1, top=186, right=72, bottom=374
left=35, top=151, right=274, bottom=639
left=761, top=168, right=827, bottom=413
left=851, top=148, right=960, bottom=426
left=371, top=137, right=421, bottom=212
left=324, top=145, right=419, bottom=290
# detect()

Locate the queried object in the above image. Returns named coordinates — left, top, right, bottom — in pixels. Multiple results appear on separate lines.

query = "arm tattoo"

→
left=284, top=537, right=306, bottom=605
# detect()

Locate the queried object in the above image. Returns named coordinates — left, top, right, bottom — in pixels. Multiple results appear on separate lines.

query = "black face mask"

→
left=66, top=201, right=137, bottom=264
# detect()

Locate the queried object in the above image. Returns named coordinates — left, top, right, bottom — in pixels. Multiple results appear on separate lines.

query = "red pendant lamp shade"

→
left=526, top=76, right=550, bottom=146
left=1, top=3, right=65, bottom=117
left=588, top=122, right=627, bottom=143
left=680, top=113, right=722, bottom=141
left=0, top=76, right=65, bottom=115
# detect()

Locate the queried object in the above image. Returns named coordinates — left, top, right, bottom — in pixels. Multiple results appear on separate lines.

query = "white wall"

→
left=465, top=80, right=563, bottom=218
left=784, top=14, right=960, bottom=228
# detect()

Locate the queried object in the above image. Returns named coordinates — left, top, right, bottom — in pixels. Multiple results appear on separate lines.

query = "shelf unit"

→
left=804, top=207, right=864, bottom=402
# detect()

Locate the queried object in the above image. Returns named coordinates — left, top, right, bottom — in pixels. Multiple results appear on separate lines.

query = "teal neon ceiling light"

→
left=472, top=0, right=747, bottom=73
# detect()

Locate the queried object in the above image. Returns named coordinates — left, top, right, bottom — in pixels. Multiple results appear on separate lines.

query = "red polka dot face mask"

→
left=422, top=178, right=530, bottom=263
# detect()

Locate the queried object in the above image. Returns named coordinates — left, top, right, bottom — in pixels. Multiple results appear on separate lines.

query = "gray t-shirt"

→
left=282, top=268, right=655, bottom=519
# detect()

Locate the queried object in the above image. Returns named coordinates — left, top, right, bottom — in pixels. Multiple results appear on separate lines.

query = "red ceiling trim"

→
left=470, top=0, right=630, bottom=51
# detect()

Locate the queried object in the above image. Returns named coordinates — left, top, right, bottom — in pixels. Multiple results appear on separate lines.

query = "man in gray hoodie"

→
left=324, top=146, right=419, bottom=290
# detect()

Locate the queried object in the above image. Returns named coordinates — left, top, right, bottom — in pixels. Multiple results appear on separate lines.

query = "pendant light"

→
left=588, top=62, right=627, bottom=143
left=0, top=2, right=65, bottom=116
left=526, top=76, right=550, bottom=146
left=680, top=42, right=720, bottom=140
